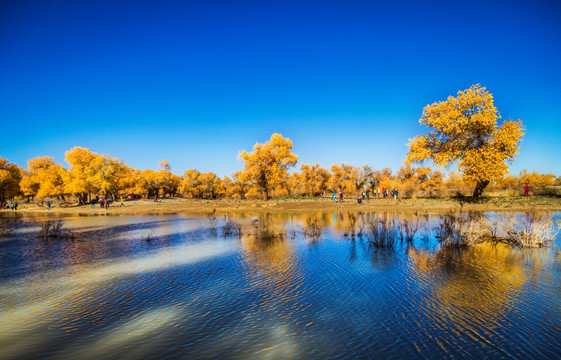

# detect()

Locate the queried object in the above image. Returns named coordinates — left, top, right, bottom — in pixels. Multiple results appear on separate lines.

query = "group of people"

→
left=88, top=196, right=126, bottom=209
left=331, top=187, right=400, bottom=204
left=371, top=187, right=399, bottom=199
left=0, top=201, right=18, bottom=210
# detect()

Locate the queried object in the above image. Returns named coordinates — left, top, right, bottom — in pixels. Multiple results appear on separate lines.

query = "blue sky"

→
left=1, top=0, right=560, bottom=177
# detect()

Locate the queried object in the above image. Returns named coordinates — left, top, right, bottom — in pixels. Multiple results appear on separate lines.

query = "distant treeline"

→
left=0, top=141, right=559, bottom=202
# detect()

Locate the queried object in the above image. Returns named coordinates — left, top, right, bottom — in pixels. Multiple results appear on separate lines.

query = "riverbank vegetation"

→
left=204, top=211, right=558, bottom=250
left=2, top=207, right=557, bottom=249
left=1, top=150, right=559, bottom=207
left=246, top=211, right=558, bottom=248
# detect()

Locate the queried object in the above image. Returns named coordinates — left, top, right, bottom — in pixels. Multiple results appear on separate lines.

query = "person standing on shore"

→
left=120, top=196, right=125, bottom=207
left=392, top=188, right=398, bottom=200
left=47, top=201, right=51, bottom=210
left=339, top=192, right=344, bottom=203
left=524, top=183, right=529, bottom=196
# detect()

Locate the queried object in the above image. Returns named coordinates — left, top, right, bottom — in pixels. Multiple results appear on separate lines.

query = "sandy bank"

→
left=5, top=196, right=561, bottom=217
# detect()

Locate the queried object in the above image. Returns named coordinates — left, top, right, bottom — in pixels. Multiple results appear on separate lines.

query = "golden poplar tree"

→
left=64, top=146, right=99, bottom=202
left=157, top=160, right=181, bottom=197
left=180, top=169, right=202, bottom=198
left=90, top=155, right=131, bottom=198
left=239, top=133, right=298, bottom=200
left=20, top=156, right=67, bottom=199
left=405, top=84, right=524, bottom=198
left=226, top=171, right=251, bottom=199
left=329, top=163, right=360, bottom=194
left=180, top=169, right=225, bottom=199
left=126, top=169, right=150, bottom=197
left=140, top=169, right=161, bottom=198
left=300, top=163, right=330, bottom=197
left=0, top=157, right=23, bottom=201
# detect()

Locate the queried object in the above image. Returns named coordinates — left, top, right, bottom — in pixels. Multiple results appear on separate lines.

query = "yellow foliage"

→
left=155, top=161, right=181, bottom=196
left=518, top=170, right=556, bottom=187
left=139, top=169, right=161, bottom=197
left=299, top=163, right=331, bottom=196
left=225, top=171, right=251, bottom=199
left=20, top=156, right=67, bottom=199
left=239, top=133, right=298, bottom=200
left=0, top=157, right=24, bottom=200
left=397, top=165, right=438, bottom=197
left=405, top=84, right=524, bottom=197
left=180, top=169, right=225, bottom=199
left=89, top=155, right=131, bottom=197
left=286, top=172, right=304, bottom=196
left=329, top=163, right=361, bottom=194
left=64, top=146, right=99, bottom=201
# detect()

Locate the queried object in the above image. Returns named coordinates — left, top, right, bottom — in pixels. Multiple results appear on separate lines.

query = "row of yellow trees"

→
left=1, top=148, right=184, bottom=202
left=0, top=85, right=556, bottom=202
left=0, top=140, right=559, bottom=202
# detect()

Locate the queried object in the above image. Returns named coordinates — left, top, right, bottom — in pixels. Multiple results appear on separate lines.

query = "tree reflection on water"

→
left=239, top=214, right=304, bottom=320
left=409, top=243, right=528, bottom=329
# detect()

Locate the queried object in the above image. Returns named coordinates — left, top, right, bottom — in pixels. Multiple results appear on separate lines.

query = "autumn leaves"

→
left=0, top=85, right=536, bottom=202
left=405, top=84, right=525, bottom=198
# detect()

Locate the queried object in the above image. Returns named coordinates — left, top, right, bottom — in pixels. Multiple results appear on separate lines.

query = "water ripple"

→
left=0, top=213, right=560, bottom=359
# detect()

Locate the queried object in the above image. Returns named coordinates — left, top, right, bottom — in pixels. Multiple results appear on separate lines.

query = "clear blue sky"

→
left=1, top=0, right=560, bottom=177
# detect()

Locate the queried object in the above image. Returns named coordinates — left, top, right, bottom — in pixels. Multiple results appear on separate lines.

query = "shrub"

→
left=435, top=212, right=491, bottom=248
left=222, top=216, right=242, bottom=237
left=365, top=217, right=399, bottom=248
left=207, top=209, right=218, bottom=232
left=38, top=220, right=76, bottom=240
left=399, top=214, right=427, bottom=242
left=501, top=212, right=558, bottom=248
left=302, top=217, right=322, bottom=239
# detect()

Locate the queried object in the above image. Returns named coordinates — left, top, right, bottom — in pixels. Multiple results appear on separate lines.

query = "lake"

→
left=1, top=212, right=560, bottom=359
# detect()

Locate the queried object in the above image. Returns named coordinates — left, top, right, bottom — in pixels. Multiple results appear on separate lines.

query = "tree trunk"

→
left=262, top=187, right=269, bottom=200
left=259, top=172, right=269, bottom=200
left=472, top=180, right=490, bottom=198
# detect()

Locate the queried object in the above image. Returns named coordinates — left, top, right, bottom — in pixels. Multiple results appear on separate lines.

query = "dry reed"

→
left=435, top=212, right=490, bottom=248
left=365, top=217, right=399, bottom=248
left=500, top=213, right=558, bottom=248
left=37, top=220, right=76, bottom=240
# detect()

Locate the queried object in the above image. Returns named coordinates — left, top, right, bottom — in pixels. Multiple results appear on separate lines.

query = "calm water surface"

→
left=1, top=212, right=560, bottom=359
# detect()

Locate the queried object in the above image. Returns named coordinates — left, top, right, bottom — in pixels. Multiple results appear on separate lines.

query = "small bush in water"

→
left=223, top=216, right=242, bottom=237
left=302, top=217, right=321, bottom=239
left=365, top=218, right=399, bottom=248
left=435, top=212, right=491, bottom=248
left=501, top=213, right=558, bottom=248
left=38, top=220, right=76, bottom=240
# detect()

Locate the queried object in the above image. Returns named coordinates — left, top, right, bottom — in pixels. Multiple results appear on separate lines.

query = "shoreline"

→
left=3, top=196, right=561, bottom=217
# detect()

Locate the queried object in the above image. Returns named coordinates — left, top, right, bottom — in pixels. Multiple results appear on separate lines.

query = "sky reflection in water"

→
left=0, top=213, right=560, bottom=359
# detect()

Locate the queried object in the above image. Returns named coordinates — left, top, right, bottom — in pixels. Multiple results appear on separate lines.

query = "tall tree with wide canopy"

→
left=239, top=133, right=298, bottom=200
left=405, top=84, right=525, bottom=198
